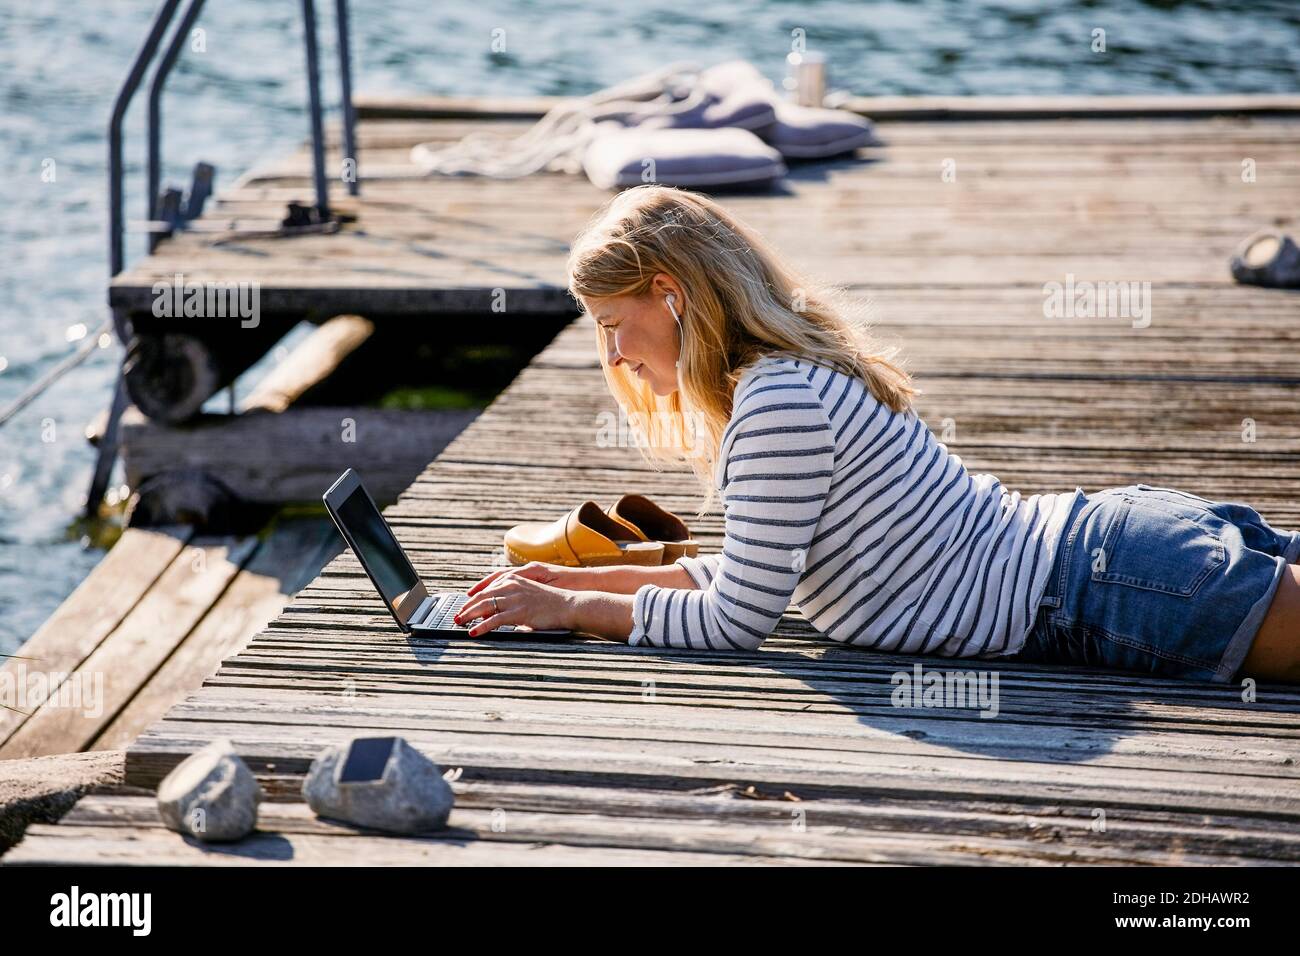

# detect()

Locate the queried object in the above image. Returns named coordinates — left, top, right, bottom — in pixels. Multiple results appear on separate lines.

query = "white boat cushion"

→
left=583, top=124, right=787, bottom=190
left=756, top=102, right=880, bottom=159
left=624, top=61, right=778, bottom=131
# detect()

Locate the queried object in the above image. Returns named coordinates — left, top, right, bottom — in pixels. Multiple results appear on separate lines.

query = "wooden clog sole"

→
left=504, top=540, right=664, bottom=567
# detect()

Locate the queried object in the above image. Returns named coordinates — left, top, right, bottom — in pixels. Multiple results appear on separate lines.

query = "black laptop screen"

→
left=336, top=488, right=419, bottom=610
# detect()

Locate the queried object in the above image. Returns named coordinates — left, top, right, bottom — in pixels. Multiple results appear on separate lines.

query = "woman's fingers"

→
left=466, top=567, right=511, bottom=596
left=457, top=580, right=514, bottom=626
left=468, top=566, right=519, bottom=595
left=458, top=584, right=521, bottom=634
left=465, top=609, right=518, bottom=637
left=456, top=594, right=492, bottom=626
left=466, top=562, right=554, bottom=596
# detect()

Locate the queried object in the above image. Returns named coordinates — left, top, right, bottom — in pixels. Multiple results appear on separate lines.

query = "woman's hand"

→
left=456, top=566, right=578, bottom=636
left=466, top=561, right=591, bottom=597
left=457, top=561, right=638, bottom=640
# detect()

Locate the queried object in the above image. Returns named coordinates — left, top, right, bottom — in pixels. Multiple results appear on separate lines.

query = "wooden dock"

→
left=6, top=98, right=1300, bottom=864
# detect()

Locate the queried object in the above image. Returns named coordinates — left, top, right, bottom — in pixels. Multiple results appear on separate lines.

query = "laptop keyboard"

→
left=425, top=594, right=469, bottom=629
left=421, top=594, right=515, bottom=632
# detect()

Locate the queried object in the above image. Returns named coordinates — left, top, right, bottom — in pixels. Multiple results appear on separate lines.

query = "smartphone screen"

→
left=339, top=736, right=397, bottom=783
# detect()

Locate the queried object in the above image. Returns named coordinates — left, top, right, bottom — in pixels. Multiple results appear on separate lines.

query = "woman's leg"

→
left=1240, top=563, right=1300, bottom=684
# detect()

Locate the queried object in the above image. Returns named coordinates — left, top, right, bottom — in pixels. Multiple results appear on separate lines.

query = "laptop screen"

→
left=335, top=487, right=420, bottom=613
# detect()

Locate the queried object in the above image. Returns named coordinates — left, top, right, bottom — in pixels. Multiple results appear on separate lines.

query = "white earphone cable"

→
left=667, top=295, right=683, bottom=370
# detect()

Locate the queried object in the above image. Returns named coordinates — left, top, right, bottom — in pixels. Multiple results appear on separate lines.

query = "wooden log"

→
left=117, top=405, right=478, bottom=506
left=238, top=314, right=375, bottom=413
left=122, top=332, right=222, bottom=424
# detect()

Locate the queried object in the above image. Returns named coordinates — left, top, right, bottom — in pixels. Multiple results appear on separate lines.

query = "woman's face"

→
left=586, top=276, right=683, bottom=396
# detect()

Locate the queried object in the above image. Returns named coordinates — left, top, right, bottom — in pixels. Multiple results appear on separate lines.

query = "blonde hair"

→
left=566, top=184, right=916, bottom=513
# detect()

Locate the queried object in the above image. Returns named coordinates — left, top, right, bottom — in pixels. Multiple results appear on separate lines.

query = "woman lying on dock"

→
left=457, top=184, right=1300, bottom=685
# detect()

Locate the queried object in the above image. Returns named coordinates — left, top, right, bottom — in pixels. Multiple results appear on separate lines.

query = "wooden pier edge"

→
left=354, top=92, right=1300, bottom=122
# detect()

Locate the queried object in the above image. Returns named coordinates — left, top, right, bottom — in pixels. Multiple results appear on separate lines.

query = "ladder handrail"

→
left=301, top=0, right=330, bottom=217
left=335, top=0, right=359, bottom=197
left=111, top=0, right=358, bottom=281
left=109, top=0, right=181, bottom=282
left=147, top=0, right=208, bottom=243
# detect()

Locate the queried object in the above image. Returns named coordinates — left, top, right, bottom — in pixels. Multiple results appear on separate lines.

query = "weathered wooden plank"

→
left=67, top=779, right=1296, bottom=858
left=130, top=684, right=1300, bottom=782
left=120, top=718, right=1300, bottom=820
left=7, top=792, right=1289, bottom=866
left=87, top=520, right=341, bottom=753
left=0, top=538, right=258, bottom=760
left=0, top=527, right=192, bottom=751
left=5, top=820, right=836, bottom=867
left=206, top=649, right=1300, bottom=723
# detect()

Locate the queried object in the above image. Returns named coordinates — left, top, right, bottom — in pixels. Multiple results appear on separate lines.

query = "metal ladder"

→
left=87, top=0, right=360, bottom=517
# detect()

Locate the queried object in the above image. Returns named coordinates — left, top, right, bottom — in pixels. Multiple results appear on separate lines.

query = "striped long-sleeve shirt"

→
left=627, top=354, right=1083, bottom=657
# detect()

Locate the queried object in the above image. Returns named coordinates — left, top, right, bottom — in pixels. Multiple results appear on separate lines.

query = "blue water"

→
left=2, top=0, right=1298, bottom=653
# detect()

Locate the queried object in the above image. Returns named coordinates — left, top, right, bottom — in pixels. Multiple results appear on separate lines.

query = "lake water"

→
left=2, top=0, right=1298, bottom=653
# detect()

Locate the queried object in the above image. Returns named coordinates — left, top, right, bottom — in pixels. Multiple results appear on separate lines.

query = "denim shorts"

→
left=1012, top=484, right=1300, bottom=683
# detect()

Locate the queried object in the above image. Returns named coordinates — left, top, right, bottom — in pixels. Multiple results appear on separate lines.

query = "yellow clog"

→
left=606, top=494, right=700, bottom=564
left=504, top=501, right=665, bottom=567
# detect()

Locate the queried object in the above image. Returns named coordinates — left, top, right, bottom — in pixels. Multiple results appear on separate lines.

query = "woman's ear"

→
left=652, top=272, right=681, bottom=309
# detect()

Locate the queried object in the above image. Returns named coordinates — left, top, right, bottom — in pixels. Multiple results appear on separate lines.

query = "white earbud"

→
left=666, top=294, right=683, bottom=369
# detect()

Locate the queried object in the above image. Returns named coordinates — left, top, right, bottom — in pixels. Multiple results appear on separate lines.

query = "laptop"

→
left=323, top=469, right=570, bottom=637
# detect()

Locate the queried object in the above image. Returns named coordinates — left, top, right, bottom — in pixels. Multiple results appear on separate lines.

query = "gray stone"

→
left=302, top=736, right=454, bottom=834
left=156, top=738, right=262, bottom=842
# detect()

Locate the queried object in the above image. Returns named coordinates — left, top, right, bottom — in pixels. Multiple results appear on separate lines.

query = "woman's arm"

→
left=626, top=376, right=836, bottom=651
left=455, top=568, right=681, bottom=640
left=455, top=558, right=704, bottom=638
left=576, top=562, right=697, bottom=594
left=467, top=558, right=701, bottom=599
left=562, top=554, right=726, bottom=639
left=566, top=590, right=636, bottom=641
